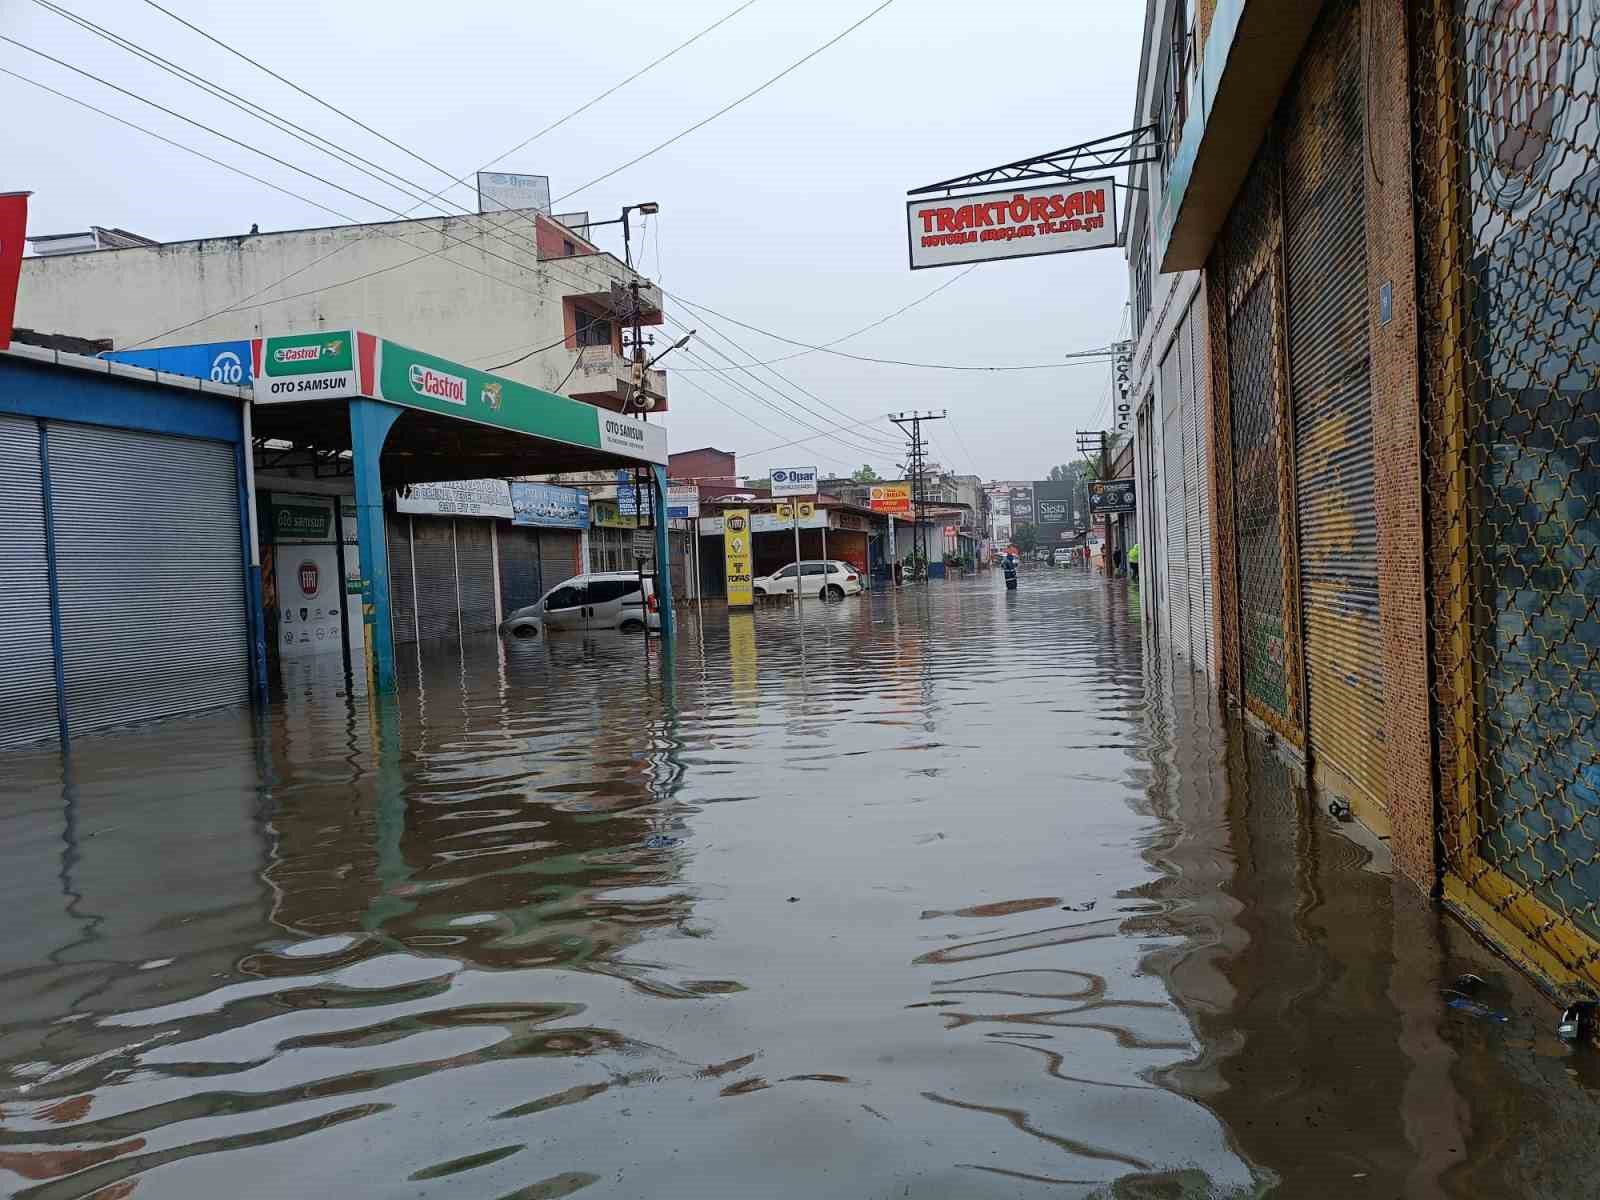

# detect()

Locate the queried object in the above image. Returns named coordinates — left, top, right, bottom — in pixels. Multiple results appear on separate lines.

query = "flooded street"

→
left=3, top=571, right=1598, bottom=1199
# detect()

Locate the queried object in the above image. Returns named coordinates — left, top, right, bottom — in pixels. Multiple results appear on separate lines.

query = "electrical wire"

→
left=669, top=291, right=1115, bottom=370
left=737, top=412, right=895, bottom=457
left=674, top=264, right=979, bottom=371
left=550, top=0, right=899, bottom=206
left=101, top=0, right=763, bottom=344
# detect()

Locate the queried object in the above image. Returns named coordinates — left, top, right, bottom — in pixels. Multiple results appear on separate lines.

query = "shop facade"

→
left=0, top=345, right=264, bottom=749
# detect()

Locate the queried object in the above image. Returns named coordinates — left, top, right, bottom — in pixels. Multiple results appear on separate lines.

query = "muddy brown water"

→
left=2, top=572, right=1597, bottom=1198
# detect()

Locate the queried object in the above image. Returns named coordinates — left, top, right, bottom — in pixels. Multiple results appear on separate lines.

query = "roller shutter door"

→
left=539, top=530, right=580, bottom=586
left=0, top=417, right=59, bottom=748
left=1282, top=0, right=1385, bottom=806
left=499, top=526, right=544, bottom=616
left=387, top=515, right=418, bottom=645
left=1182, top=307, right=1214, bottom=674
left=455, top=520, right=497, bottom=634
left=48, top=423, right=249, bottom=736
left=411, top=517, right=459, bottom=642
left=1160, top=338, right=1192, bottom=663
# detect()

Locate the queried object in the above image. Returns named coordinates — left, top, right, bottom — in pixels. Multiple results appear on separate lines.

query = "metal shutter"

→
left=1160, top=338, right=1192, bottom=663
left=387, top=514, right=418, bottom=645
left=1184, top=306, right=1215, bottom=675
left=411, top=516, right=459, bottom=642
left=455, top=520, right=496, bottom=634
left=0, top=416, right=59, bottom=748
left=499, top=526, right=544, bottom=615
left=540, top=530, right=579, bottom=587
left=1282, top=0, right=1385, bottom=806
left=48, top=423, right=248, bottom=736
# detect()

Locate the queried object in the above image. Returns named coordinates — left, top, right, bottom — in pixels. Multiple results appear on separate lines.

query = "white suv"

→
left=752, top=560, right=862, bottom=600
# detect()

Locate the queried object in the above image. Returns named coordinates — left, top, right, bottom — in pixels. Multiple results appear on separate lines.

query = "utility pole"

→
left=1076, top=428, right=1111, bottom=573
left=891, top=410, right=946, bottom=582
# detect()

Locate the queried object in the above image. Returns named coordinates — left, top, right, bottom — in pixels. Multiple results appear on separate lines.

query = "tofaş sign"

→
left=906, top=179, right=1117, bottom=269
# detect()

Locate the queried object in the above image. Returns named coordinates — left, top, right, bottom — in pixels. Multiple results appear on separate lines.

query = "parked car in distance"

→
left=1052, top=547, right=1076, bottom=567
left=500, top=572, right=659, bottom=638
left=752, top=560, right=862, bottom=600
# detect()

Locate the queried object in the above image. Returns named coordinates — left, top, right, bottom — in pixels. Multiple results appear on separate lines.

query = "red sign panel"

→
left=298, top=561, right=320, bottom=597
left=0, top=192, right=28, bottom=351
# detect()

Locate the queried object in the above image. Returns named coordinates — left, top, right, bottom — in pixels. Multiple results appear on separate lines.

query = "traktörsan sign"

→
left=906, top=180, right=1117, bottom=270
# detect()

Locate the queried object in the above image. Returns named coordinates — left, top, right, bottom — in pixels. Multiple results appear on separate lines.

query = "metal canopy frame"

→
left=907, top=125, right=1162, bottom=198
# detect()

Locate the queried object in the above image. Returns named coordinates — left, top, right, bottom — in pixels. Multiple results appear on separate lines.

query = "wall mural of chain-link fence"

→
left=1414, top=0, right=1600, bottom=990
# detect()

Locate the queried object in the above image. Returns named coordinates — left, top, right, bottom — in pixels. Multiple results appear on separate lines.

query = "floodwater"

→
left=2, top=572, right=1597, bottom=1199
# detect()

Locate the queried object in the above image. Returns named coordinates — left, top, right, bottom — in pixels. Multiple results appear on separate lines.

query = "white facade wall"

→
left=16, top=211, right=660, bottom=400
left=1127, top=0, right=1213, bottom=679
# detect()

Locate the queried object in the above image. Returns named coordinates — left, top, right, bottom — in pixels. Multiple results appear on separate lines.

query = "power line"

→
left=674, top=264, right=979, bottom=371
left=550, top=0, right=899, bottom=206
left=669, top=291, right=1114, bottom=371
left=658, top=309, right=904, bottom=454
left=101, top=0, right=763, bottom=345
left=738, top=412, right=895, bottom=458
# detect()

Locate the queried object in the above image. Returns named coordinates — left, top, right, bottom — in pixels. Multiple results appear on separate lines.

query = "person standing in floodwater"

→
left=1001, top=550, right=1019, bottom=591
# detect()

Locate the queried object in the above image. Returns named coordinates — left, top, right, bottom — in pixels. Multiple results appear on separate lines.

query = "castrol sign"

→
left=906, top=179, right=1117, bottom=269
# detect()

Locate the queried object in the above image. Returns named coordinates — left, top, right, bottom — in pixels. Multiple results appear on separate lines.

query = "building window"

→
left=1165, top=1, right=1197, bottom=165
left=1132, top=227, right=1152, bottom=339
left=562, top=239, right=576, bottom=257
left=575, top=313, right=613, bottom=348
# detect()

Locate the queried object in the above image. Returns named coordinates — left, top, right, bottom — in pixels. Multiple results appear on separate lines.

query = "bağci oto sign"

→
left=906, top=179, right=1117, bottom=269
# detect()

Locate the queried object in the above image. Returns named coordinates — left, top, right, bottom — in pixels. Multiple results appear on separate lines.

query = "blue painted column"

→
left=651, top=464, right=675, bottom=646
left=349, top=398, right=402, bottom=693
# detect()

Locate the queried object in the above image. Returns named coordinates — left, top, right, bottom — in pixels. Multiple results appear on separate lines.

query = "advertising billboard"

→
left=1009, top=486, right=1035, bottom=525
left=1088, top=478, right=1137, bottom=516
left=477, top=171, right=550, bottom=214
left=1032, top=480, right=1077, bottom=542
left=868, top=482, right=913, bottom=514
left=723, top=509, right=754, bottom=607
left=511, top=481, right=589, bottom=529
left=666, top=486, right=700, bottom=520
left=770, top=466, right=819, bottom=496
left=907, top=179, right=1117, bottom=270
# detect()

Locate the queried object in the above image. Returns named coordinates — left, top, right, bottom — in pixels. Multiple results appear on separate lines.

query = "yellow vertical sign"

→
left=724, top=508, right=754, bottom=606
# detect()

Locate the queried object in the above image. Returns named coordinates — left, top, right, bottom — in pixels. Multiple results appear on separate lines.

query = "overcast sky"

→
left=4, top=0, right=1144, bottom=481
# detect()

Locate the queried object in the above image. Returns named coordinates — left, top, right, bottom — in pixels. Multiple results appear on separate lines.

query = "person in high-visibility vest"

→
left=1128, top=542, right=1140, bottom=583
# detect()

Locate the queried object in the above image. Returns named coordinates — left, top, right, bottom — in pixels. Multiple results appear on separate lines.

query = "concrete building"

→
left=1125, top=0, right=1216, bottom=677
left=16, top=209, right=670, bottom=413
left=1145, top=0, right=1600, bottom=1003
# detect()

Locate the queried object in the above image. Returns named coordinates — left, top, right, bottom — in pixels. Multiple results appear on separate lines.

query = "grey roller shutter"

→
left=539, top=530, right=579, bottom=587
left=411, top=516, right=459, bottom=642
left=48, top=423, right=249, bottom=736
left=1181, top=306, right=1213, bottom=674
left=0, top=416, right=59, bottom=748
left=387, top=514, right=417, bottom=645
left=455, top=520, right=496, bottom=634
left=498, top=526, right=544, bottom=615
left=1160, top=339, right=1191, bottom=662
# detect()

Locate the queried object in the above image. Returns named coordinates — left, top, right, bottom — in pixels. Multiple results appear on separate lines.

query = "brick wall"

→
left=1363, top=0, right=1434, bottom=891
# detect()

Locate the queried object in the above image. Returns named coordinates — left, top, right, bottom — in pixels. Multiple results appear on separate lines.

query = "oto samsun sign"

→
left=906, top=180, right=1117, bottom=269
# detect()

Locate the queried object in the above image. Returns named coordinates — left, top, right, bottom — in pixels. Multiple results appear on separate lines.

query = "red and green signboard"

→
left=249, top=330, right=666, bottom=465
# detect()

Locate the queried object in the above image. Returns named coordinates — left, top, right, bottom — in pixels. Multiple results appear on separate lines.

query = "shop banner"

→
left=868, top=482, right=913, bottom=515
left=667, top=486, right=700, bottom=519
left=511, top=481, right=589, bottom=529
left=723, top=508, right=754, bottom=607
left=270, top=493, right=335, bottom=543
left=396, top=478, right=514, bottom=519
left=906, top=179, right=1117, bottom=270
left=103, top=340, right=251, bottom=385
left=254, top=331, right=358, bottom=401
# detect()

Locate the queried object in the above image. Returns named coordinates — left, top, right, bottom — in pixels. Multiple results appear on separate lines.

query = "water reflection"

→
left=0, top=573, right=1595, bottom=1198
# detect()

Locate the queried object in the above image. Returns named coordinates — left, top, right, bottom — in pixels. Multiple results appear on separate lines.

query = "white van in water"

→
left=500, top=572, right=660, bottom=638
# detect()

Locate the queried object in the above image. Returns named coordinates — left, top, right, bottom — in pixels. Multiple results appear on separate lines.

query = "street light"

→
left=586, top=202, right=660, bottom=270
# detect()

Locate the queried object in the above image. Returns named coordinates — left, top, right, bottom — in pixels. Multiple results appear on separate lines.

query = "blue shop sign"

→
left=101, top=340, right=252, bottom=385
left=511, top=481, right=589, bottom=530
